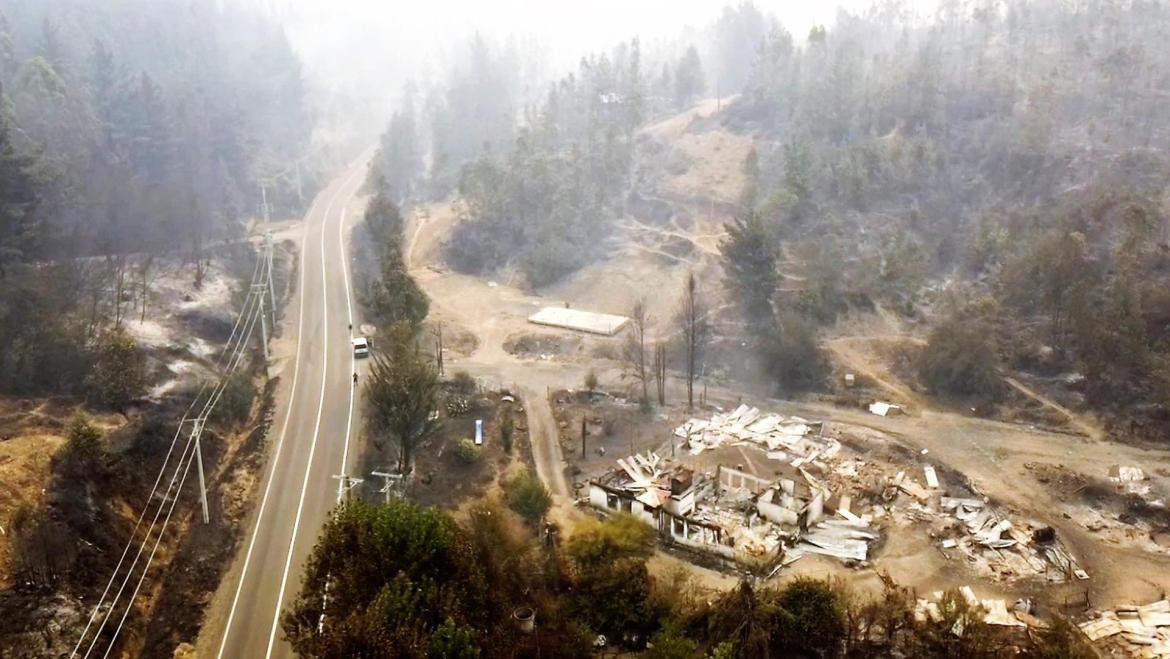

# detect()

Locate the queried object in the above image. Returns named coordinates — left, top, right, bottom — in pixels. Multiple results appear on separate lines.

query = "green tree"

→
left=503, top=469, right=551, bottom=523
left=999, top=230, right=1094, bottom=348
left=428, top=618, right=480, bottom=659
left=772, top=578, right=845, bottom=656
left=365, top=180, right=429, bottom=329
left=706, top=581, right=778, bottom=658
left=0, top=105, right=41, bottom=278
left=574, top=556, right=656, bottom=646
left=368, top=237, right=429, bottom=329
left=282, top=500, right=490, bottom=658
left=365, top=323, right=441, bottom=475
left=757, top=315, right=827, bottom=395
left=87, top=328, right=145, bottom=410
left=673, top=46, right=705, bottom=109
left=644, top=622, right=698, bottom=659
left=719, top=212, right=777, bottom=322
left=918, top=311, right=1001, bottom=398
left=566, top=513, right=654, bottom=569
left=55, top=411, right=105, bottom=475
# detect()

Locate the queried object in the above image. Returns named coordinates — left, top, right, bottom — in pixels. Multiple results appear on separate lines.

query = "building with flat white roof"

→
left=527, top=306, right=630, bottom=335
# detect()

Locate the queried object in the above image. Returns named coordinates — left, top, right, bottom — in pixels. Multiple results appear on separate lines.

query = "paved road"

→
left=199, top=160, right=367, bottom=658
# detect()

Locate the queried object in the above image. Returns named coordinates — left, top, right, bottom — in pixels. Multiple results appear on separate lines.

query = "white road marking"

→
left=337, top=202, right=356, bottom=501
left=263, top=167, right=363, bottom=658
left=214, top=176, right=342, bottom=659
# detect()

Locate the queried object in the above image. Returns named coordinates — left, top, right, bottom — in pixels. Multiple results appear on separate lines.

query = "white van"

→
left=352, top=337, right=370, bottom=358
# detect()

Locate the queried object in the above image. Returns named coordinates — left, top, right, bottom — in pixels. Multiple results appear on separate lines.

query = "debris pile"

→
left=1079, top=600, right=1170, bottom=657
left=914, top=586, right=1029, bottom=629
left=1110, top=464, right=1152, bottom=497
left=786, top=519, right=878, bottom=563
left=674, top=404, right=835, bottom=462
left=919, top=494, right=1088, bottom=584
left=586, top=440, right=882, bottom=570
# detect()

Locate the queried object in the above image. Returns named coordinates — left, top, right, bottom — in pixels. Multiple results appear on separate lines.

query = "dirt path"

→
left=519, top=388, right=569, bottom=499
left=1004, top=376, right=1104, bottom=441
left=823, top=335, right=926, bottom=407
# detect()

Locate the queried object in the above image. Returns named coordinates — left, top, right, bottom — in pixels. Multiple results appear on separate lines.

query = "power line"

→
left=73, top=238, right=277, bottom=658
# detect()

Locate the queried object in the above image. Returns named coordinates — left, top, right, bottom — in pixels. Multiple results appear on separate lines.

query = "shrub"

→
left=213, top=371, right=254, bottom=427
left=584, top=369, right=598, bottom=392
left=457, top=438, right=481, bottom=464
left=55, top=412, right=105, bottom=474
left=918, top=314, right=1001, bottom=398
left=774, top=578, right=846, bottom=656
left=504, top=469, right=551, bottom=523
left=449, top=370, right=477, bottom=395
left=757, top=316, right=828, bottom=395
left=566, top=514, right=655, bottom=569
left=87, top=329, right=145, bottom=410
left=499, top=405, right=513, bottom=453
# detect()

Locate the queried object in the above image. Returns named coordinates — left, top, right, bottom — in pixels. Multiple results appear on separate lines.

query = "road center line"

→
left=264, top=167, right=363, bottom=658
left=214, top=179, right=332, bottom=659
left=337, top=202, right=355, bottom=502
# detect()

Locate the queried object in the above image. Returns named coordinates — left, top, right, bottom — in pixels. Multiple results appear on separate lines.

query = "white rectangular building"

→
left=527, top=307, right=630, bottom=335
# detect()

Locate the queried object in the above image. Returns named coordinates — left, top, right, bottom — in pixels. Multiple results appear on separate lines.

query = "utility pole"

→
left=333, top=474, right=363, bottom=501
left=253, top=283, right=270, bottom=362
left=260, top=183, right=270, bottom=223
left=433, top=322, right=444, bottom=376
left=192, top=418, right=209, bottom=524
left=265, top=232, right=276, bottom=327
left=581, top=416, right=587, bottom=458
left=371, top=470, right=401, bottom=504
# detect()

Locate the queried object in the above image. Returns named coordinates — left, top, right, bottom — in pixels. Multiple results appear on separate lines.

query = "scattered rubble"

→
left=914, top=586, right=1027, bottom=629
left=1079, top=600, right=1170, bottom=657
left=673, top=404, right=835, bottom=462
left=914, top=493, right=1088, bottom=584
left=1111, top=464, right=1151, bottom=497
left=591, top=404, right=1095, bottom=596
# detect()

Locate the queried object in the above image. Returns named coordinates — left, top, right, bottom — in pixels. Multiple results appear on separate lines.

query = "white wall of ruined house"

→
left=806, top=490, right=825, bottom=526
left=664, top=488, right=697, bottom=517
left=758, top=500, right=799, bottom=526
left=719, top=466, right=771, bottom=494
left=587, top=484, right=655, bottom=526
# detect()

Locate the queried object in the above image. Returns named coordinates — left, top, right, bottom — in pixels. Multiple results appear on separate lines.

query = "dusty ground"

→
left=0, top=399, right=124, bottom=587
left=401, top=97, right=1170, bottom=631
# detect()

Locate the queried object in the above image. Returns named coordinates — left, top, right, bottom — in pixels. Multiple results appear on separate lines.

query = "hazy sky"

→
left=278, top=1, right=876, bottom=56
left=267, top=0, right=902, bottom=76
left=252, top=0, right=935, bottom=135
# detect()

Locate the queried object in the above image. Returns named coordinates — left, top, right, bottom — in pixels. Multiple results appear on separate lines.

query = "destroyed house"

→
left=753, top=462, right=827, bottom=533
left=587, top=454, right=834, bottom=569
left=587, top=458, right=704, bottom=528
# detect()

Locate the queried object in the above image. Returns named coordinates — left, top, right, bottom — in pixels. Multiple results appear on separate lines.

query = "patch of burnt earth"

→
left=0, top=402, right=191, bottom=658
left=139, top=376, right=278, bottom=657
left=503, top=332, right=582, bottom=359
left=409, top=388, right=520, bottom=510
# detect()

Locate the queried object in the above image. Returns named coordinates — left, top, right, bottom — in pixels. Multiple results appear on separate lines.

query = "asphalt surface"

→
left=200, top=161, right=366, bottom=659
